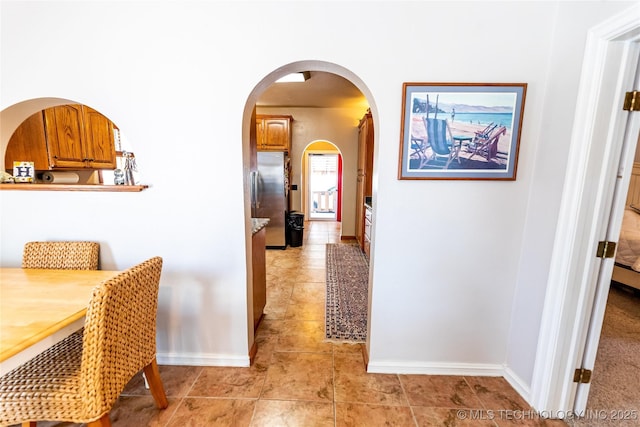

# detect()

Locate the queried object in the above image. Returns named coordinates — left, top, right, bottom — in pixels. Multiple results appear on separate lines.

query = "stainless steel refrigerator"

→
left=251, top=151, right=289, bottom=248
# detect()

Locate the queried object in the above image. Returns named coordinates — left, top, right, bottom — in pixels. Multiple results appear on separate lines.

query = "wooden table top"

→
left=0, top=268, right=120, bottom=363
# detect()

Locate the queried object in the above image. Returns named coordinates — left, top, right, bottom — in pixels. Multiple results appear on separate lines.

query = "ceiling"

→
left=256, top=71, right=368, bottom=109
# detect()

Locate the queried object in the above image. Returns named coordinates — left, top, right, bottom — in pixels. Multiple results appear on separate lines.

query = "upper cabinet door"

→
left=256, top=115, right=292, bottom=151
left=263, top=118, right=290, bottom=151
left=83, top=106, right=116, bottom=168
left=44, top=104, right=86, bottom=168
left=4, top=111, right=51, bottom=171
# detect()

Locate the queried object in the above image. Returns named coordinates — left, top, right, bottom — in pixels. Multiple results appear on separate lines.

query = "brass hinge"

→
left=623, top=91, right=640, bottom=111
left=573, top=368, right=592, bottom=384
left=596, top=241, right=617, bottom=258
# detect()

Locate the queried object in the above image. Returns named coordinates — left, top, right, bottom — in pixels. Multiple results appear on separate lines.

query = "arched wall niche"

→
left=1, top=97, right=141, bottom=188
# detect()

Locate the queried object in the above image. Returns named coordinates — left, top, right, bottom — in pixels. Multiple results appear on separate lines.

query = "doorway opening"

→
left=243, top=61, right=375, bottom=358
left=573, top=127, right=640, bottom=416
left=301, top=140, right=343, bottom=223
left=308, top=153, right=339, bottom=220
left=530, top=5, right=640, bottom=415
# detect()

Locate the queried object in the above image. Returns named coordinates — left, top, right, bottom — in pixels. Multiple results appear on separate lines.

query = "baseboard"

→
left=503, top=366, right=534, bottom=407
left=366, top=361, right=533, bottom=407
left=366, top=360, right=505, bottom=377
left=157, top=352, right=250, bottom=367
left=341, top=235, right=356, bottom=241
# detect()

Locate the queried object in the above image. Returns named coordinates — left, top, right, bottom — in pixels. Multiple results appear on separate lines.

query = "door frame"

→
left=573, top=96, right=640, bottom=412
left=242, top=60, right=377, bottom=367
left=307, top=152, right=340, bottom=220
left=530, top=4, right=640, bottom=414
left=302, top=143, right=343, bottom=222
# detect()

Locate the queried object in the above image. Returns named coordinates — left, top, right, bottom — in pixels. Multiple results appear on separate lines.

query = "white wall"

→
left=504, top=2, right=611, bottom=389
left=1, top=0, right=634, bottom=396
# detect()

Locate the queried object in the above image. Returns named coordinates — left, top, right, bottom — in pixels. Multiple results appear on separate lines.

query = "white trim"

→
left=504, top=366, right=533, bottom=405
left=574, top=91, right=640, bottom=411
left=530, top=4, right=640, bottom=413
left=157, top=352, right=250, bottom=367
left=367, top=360, right=504, bottom=377
left=369, top=361, right=538, bottom=415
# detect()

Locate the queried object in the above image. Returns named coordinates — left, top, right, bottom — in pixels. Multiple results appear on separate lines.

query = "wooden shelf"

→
left=0, top=184, right=148, bottom=192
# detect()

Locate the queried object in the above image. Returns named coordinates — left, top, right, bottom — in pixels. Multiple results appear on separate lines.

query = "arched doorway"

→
left=242, top=61, right=376, bottom=354
left=302, top=141, right=342, bottom=222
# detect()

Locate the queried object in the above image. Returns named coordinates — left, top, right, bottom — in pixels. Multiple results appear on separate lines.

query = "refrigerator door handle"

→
left=251, top=171, right=260, bottom=209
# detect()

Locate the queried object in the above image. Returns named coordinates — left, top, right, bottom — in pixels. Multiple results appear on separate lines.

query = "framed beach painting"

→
left=398, top=82, right=526, bottom=180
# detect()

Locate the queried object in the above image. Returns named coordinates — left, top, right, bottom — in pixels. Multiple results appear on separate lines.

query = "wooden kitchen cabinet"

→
left=79, top=106, right=117, bottom=168
left=356, top=109, right=374, bottom=250
left=256, top=115, right=292, bottom=152
left=42, top=104, right=86, bottom=169
left=252, top=227, right=267, bottom=329
left=3, top=111, right=50, bottom=171
left=4, top=104, right=116, bottom=171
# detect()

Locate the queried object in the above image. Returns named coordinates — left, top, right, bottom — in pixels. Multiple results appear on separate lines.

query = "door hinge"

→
left=573, top=368, right=592, bottom=384
left=596, top=241, right=617, bottom=258
left=623, top=91, right=640, bottom=111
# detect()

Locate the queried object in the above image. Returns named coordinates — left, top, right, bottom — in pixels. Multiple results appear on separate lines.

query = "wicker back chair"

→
left=22, top=241, right=100, bottom=270
left=0, top=257, right=168, bottom=427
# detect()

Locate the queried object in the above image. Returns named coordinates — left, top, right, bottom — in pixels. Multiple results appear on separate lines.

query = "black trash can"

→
left=287, top=211, right=304, bottom=247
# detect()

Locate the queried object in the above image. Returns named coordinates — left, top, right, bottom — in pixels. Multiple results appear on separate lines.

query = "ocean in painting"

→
left=450, top=112, right=512, bottom=128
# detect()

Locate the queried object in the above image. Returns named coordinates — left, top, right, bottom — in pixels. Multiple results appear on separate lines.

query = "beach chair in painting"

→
left=466, top=123, right=497, bottom=152
left=469, top=125, right=507, bottom=161
left=421, top=117, right=458, bottom=169
left=474, top=122, right=497, bottom=141
left=410, top=136, right=429, bottom=167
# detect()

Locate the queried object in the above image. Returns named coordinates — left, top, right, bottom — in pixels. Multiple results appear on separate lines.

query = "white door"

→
left=530, top=7, right=640, bottom=414
left=574, top=109, right=640, bottom=413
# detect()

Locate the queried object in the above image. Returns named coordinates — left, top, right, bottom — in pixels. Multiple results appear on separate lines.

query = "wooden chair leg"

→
left=22, top=422, right=37, bottom=427
left=143, top=358, right=169, bottom=409
left=87, top=414, right=111, bottom=427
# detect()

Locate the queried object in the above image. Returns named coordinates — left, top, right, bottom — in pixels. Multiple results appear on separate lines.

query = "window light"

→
left=276, top=72, right=311, bottom=83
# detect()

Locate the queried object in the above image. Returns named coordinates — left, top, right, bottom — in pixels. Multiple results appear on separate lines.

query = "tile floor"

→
left=34, top=221, right=568, bottom=426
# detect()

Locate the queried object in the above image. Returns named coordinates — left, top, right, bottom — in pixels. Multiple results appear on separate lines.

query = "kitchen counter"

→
left=252, top=218, right=270, bottom=235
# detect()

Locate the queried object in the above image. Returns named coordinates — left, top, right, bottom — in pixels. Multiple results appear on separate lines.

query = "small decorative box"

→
left=13, top=161, right=35, bottom=183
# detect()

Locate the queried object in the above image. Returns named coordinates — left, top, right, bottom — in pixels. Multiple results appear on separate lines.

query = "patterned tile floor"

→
left=31, top=221, right=568, bottom=426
